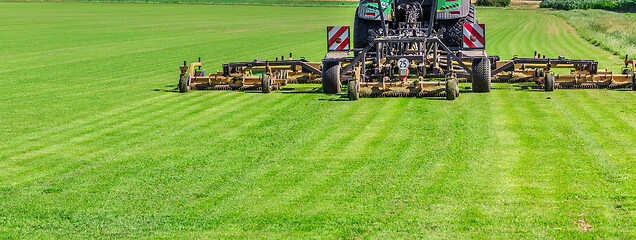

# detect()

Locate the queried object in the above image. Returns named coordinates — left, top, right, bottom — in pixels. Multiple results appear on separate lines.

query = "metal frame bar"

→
left=338, top=36, right=473, bottom=81
left=223, top=59, right=321, bottom=76
left=492, top=56, right=599, bottom=75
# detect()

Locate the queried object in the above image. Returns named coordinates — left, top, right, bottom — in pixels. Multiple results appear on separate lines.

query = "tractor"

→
left=354, top=0, right=477, bottom=49
left=321, top=0, right=492, bottom=100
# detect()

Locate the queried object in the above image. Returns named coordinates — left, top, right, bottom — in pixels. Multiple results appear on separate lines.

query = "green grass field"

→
left=554, top=9, right=636, bottom=61
left=0, top=2, right=635, bottom=238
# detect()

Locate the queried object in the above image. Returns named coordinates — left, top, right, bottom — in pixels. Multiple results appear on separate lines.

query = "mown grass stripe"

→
left=538, top=90, right=635, bottom=236
left=0, top=92, right=238, bottom=184
left=198, top=97, right=387, bottom=220
left=0, top=91, right=218, bottom=160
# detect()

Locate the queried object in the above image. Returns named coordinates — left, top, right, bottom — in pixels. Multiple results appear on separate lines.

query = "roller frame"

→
left=178, top=57, right=322, bottom=91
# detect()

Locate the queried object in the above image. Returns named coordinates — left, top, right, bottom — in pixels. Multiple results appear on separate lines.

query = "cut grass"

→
left=479, top=7, right=625, bottom=71
left=540, top=0, right=636, bottom=11
left=554, top=9, right=636, bottom=61
left=0, top=2, right=635, bottom=238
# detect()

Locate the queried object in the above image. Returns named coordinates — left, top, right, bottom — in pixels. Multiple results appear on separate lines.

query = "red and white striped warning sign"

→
left=327, top=26, right=350, bottom=51
left=463, top=24, right=485, bottom=49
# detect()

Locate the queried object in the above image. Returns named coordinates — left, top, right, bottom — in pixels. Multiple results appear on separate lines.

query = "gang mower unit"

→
left=178, top=55, right=321, bottom=93
left=177, top=0, right=635, bottom=99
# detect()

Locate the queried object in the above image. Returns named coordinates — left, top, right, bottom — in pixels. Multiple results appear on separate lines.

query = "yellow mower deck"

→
left=491, top=55, right=636, bottom=90
left=178, top=55, right=321, bottom=93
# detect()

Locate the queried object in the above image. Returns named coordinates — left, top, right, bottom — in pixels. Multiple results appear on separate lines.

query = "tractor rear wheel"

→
left=179, top=74, right=190, bottom=93
left=544, top=72, right=555, bottom=92
left=262, top=74, right=272, bottom=93
left=632, top=73, right=635, bottom=91
left=348, top=80, right=359, bottom=101
left=441, top=5, right=476, bottom=48
left=353, top=10, right=383, bottom=49
left=445, top=78, right=458, bottom=100
left=322, top=60, right=341, bottom=94
left=472, top=57, right=491, bottom=93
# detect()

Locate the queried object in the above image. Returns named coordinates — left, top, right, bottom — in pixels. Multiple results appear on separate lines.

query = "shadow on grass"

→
left=280, top=87, right=323, bottom=94
left=428, top=97, right=452, bottom=101
left=458, top=83, right=545, bottom=93
left=155, top=82, right=633, bottom=97
left=459, top=87, right=473, bottom=94
left=612, top=89, right=635, bottom=92
left=279, top=85, right=323, bottom=94
left=509, top=83, right=543, bottom=92
left=154, top=85, right=180, bottom=93
left=483, top=82, right=543, bottom=91
left=508, top=82, right=634, bottom=92
left=155, top=88, right=180, bottom=93
left=319, top=98, right=350, bottom=102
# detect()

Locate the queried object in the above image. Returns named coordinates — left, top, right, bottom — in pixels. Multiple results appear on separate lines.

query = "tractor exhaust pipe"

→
left=426, top=0, right=437, bottom=37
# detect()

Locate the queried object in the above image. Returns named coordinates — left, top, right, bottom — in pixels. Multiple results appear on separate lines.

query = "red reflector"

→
left=335, top=38, right=342, bottom=43
left=451, top=11, right=460, bottom=14
left=366, top=13, right=375, bottom=16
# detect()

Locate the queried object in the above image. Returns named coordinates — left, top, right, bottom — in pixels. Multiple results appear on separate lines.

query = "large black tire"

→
left=445, top=78, right=458, bottom=100
left=262, top=74, right=272, bottom=93
left=632, top=73, right=635, bottom=91
left=441, top=5, right=476, bottom=48
left=322, top=60, right=341, bottom=94
left=178, top=74, right=190, bottom=93
left=544, top=72, right=555, bottom=92
left=472, top=57, right=491, bottom=93
left=353, top=10, right=383, bottom=49
left=348, top=80, right=359, bottom=101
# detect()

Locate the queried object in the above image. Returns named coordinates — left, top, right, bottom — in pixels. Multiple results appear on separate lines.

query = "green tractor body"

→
left=437, top=0, right=461, bottom=12
left=357, top=0, right=394, bottom=21
left=354, top=0, right=476, bottom=48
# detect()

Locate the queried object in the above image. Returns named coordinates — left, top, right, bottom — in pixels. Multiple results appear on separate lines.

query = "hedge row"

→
left=540, top=0, right=636, bottom=11
left=475, top=0, right=511, bottom=7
